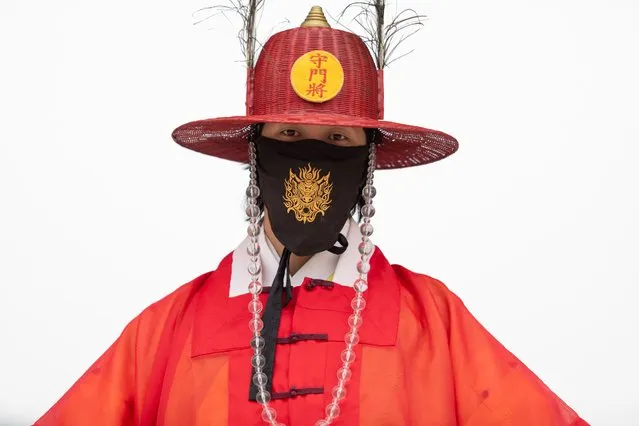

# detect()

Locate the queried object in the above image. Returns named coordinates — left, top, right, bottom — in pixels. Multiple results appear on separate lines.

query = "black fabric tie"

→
left=248, top=235, right=348, bottom=401
left=328, top=233, right=348, bottom=255
left=249, top=247, right=292, bottom=400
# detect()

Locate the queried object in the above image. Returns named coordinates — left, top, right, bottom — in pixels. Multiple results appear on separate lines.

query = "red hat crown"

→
left=246, top=7, right=383, bottom=120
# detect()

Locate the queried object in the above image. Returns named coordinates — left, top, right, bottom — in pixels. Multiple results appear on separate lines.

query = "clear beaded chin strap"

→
left=245, top=137, right=377, bottom=426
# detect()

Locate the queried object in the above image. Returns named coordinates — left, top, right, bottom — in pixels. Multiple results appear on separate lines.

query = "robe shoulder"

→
left=390, top=264, right=588, bottom=425
left=34, top=270, right=215, bottom=426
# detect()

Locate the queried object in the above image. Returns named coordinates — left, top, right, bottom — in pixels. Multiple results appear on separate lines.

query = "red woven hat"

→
left=172, top=6, right=458, bottom=169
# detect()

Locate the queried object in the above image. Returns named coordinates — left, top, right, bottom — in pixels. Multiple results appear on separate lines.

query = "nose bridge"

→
left=302, top=125, right=329, bottom=141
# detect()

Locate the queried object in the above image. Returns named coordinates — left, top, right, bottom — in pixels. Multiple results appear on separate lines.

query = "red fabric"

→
left=36, top=249, right=588, bottom=425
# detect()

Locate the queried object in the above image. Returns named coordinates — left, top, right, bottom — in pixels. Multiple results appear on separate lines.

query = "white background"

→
left=1, top=0, right=638, bottom=424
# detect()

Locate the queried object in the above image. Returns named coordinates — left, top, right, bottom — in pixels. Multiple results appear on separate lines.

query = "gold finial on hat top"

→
left=300, top=5, right=331, bottom=28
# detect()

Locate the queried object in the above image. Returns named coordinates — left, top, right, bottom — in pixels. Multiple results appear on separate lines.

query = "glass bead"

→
left=246, top=184, right=260, bottom=198
left=351, top=296, right=366, bottom=311
left=251, top=354, right=266, bottom=369
left=247, top=223, right=260, bottom=237
left=251, top=335, right=265, bottom=350
left=332, top=384, right=347, bottom=401
left=248, top=299, right=263, bottom=315
left=256, top=390, right=271, bottom=404
left=247, top=242, right=260, bottom=257
left=261, top=406, right=277, bottom=422
left=247, top=261, right=261, bottom=276
left=249, top=318, right=264, bottom=333
left=345, top=331, right=359, bottom=345
left=341, top=348, right=356, bottom=364
left=353, top=279, right=368, bottom=293
left=361, top=204, right=375, bottom=218
left=337, top=367, right=352, bottom=382
left=357, top=260, right=370, bottom=274
left=325, top=402, right=341, bottom=419
left=253, top=371, right=268, bottom=387
left=348, top=314, right=363, bottom=329
left=360, top=223, right=374, bottom=237
left=248, top=280, right=263, bottom=295
left=358, top=240, right=373, bottom=256
left=246, top=204, right=261, bottom=218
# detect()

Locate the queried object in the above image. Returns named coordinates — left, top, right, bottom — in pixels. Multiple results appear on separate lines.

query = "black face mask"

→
left=255, top=136, right=368, bottom=256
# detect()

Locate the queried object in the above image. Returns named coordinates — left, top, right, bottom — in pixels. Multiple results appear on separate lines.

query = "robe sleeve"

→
left=33, top=275, right=208, bottom=426
left=34, top=318, right=139, bottom=426
left=427, top=279, right=589, bottom=426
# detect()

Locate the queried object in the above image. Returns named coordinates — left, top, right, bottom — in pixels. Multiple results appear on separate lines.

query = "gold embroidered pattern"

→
left=283, top=163, right=333, bottom=223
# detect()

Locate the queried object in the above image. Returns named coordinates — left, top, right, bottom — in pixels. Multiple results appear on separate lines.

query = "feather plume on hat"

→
left=335, top=1, right=427, bottom=69
left=193, top=0, right=265, bottom=68
left=193, top=0, right=266, bottom=114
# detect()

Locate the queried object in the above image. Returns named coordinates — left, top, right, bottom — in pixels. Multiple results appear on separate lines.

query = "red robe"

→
left=36, top=248, right=588, bottom=425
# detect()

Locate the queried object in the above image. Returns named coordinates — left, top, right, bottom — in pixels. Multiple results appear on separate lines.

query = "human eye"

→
left=280, top=128, right=300, bottom=137
left=329, top=133, right=348, bottom=142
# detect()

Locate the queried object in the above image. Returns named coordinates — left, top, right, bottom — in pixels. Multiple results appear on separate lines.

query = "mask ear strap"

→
left=249, top=123, right=264, bottom=144
left=328, top=233, right=348, bottom=255
left=365, top=128, right=380, bottom=145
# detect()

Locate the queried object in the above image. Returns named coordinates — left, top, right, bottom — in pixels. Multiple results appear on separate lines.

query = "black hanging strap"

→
left=249, top=247, right=292, bottom=400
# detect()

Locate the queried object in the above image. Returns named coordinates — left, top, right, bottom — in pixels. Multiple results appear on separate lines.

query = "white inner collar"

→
left=229, top=217, right=373, bottom=298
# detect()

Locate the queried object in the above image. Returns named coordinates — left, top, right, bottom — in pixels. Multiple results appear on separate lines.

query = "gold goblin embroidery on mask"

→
left=283, top=163, right=333, bottom=223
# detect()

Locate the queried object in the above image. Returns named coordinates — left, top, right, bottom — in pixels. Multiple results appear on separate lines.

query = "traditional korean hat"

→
left=171, top=5, right=458, bottom=169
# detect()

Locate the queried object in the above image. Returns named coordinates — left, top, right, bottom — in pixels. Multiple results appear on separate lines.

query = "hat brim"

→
left=171, top=113, right=458, bottom=170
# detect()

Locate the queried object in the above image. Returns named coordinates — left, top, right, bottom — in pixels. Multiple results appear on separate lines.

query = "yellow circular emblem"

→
left=290, top=50, right=344, bottom=103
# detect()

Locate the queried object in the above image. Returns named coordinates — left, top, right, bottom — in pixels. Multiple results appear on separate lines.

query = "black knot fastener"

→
left=305, top=278, right=335, bottom=291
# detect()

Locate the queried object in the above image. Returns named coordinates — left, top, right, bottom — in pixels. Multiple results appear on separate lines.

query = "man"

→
left=36, top=6, right=588, bottom=426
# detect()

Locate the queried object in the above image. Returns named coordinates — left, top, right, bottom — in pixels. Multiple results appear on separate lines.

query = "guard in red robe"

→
left=36, top=5, right=588, bottom=426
